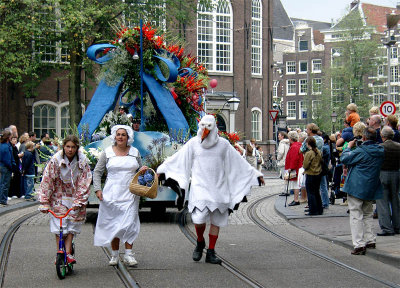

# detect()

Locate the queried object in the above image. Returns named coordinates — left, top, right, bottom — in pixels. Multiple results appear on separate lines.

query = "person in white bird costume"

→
left=157, top=115, right=264, bottom=264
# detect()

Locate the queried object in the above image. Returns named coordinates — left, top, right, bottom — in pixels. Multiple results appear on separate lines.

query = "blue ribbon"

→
left=79, top=43, right=197, bottom=137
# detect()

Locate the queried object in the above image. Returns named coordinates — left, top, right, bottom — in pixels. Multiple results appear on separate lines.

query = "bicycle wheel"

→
left=56, top=253, right=66, bottom=280
left=67, top=263, right=74, bottom=275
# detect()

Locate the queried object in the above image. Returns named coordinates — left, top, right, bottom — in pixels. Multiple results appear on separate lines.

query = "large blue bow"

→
left=78, top=43, right=193, bottom=137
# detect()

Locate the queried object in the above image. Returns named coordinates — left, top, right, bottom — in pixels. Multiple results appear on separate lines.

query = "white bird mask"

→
left=197, top=115, right=219, bottom=148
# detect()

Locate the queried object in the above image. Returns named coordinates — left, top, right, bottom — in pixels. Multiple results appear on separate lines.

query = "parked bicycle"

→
left=47, top=208, right=75, bottom=280
left=263, top=153, right=278, bottom=171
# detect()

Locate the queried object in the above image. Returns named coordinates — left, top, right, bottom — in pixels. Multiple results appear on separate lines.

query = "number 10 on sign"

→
left=380, top=101, right=396, bottom=117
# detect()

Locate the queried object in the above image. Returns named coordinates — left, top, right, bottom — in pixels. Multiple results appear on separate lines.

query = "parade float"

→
left=77, top=23, right=210, bottom=212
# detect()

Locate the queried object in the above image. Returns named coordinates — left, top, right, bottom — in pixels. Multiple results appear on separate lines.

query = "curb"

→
left=274, top=196, right=400, bottom=269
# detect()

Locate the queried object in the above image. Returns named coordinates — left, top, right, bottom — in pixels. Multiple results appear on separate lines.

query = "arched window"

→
left=197, top=0, right=232, bottom=73
left=60, top=105, right=70, bottom=137
left=34, top=103, right=57, bottom=138
left=33, top=101, right=80, bottom=138
left=251, top=108, right=262, bottom=141
left=251, top=0, right=262, bottom=75
left=216, top=114, right=227, bottom=132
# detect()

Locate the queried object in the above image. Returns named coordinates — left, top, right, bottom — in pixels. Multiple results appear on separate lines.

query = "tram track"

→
left=0, top=206, right=139, bottom=288
left=0, top=210, right=38, bottom=288
left=177, top=207, right=266, bottom=288
left=247, top=195, right=400, bottom=288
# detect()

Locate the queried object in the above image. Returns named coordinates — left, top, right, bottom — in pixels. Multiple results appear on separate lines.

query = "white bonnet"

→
left=110, top=125, right=134, bottom=146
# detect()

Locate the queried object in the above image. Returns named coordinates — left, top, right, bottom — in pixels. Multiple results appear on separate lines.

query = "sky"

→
left=280, top=0, right=399, bottom=23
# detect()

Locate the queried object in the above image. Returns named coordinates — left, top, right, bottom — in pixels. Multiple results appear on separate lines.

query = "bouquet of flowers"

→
left=95, top=111, right=132, bottom=135
left=218, top=131, right=241, bottom=145
left=97, top=23, right=209, bottom=134
left=81, top=147, right=102, bottom=170
left=138, top=170, right=155, bottom=187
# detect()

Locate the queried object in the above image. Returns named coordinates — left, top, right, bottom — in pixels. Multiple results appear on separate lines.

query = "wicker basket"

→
left=129, top=168, right=158, bottom=199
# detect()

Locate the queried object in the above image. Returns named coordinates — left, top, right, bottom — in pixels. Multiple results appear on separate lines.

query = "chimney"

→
left=350, top=0, right=359, bottom=10
left=397, top=2, right=400, bottom=10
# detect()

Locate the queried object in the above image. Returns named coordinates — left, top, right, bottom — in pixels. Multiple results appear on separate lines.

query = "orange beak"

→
left=201, top=128, right=210, bottom=143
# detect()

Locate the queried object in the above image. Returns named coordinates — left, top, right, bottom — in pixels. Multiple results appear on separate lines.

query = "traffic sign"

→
left=269, top=110, right=279, bottom=122
left=380, top=101, right=396, bottom=117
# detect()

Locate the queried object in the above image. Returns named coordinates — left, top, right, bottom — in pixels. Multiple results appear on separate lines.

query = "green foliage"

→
left=315, top=10, right=382, bottom=132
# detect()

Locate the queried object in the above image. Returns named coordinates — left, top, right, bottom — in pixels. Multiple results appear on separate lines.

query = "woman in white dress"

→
left=93, top=125, right=147, bottom=266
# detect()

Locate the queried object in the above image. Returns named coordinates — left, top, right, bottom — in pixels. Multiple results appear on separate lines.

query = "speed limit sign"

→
left=380, top=101, right=396, bottom=117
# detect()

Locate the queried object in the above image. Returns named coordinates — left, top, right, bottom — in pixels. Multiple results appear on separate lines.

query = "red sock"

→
left=195, top=225, right=206, bottom=242
left=208, top=234, right=218, bottom=250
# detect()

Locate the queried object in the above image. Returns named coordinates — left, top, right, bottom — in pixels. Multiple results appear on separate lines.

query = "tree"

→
left=0, top=0, right=48, bottom=96
left=1, top=0, right=212, bottom=128
left=314, top=9, right=382, bottom=133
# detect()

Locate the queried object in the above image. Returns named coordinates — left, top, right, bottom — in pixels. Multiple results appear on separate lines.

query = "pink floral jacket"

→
left=38, top=151, right=92, bottom=223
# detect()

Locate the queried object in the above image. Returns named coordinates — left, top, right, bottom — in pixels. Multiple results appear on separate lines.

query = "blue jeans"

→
left=0, top=166, right=11, bottom=204
left=23, top=176, right=35, bottom=199
left=320, top=175, right=329, bottom=208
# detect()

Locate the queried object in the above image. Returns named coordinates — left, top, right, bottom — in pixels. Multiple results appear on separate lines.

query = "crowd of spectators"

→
left=0, top=125, right=58, bottom=205
left=281, top=103, right=400, bottom=255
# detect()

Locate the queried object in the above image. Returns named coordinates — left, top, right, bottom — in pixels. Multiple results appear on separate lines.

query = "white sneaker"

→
left=20, top=196, right=25, bottom=199
left=109, top=256, right=119, bottom=266
left=123, top=254, right=138, bottom=266
left=11, top=196, right=17, bottom=199
left=7, top=197, right=11, bottom=200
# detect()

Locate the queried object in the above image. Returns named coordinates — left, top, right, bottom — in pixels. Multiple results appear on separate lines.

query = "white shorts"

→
left=50, top=216, right=81, bottom=235
left=191, top=208, right=229, bottom=227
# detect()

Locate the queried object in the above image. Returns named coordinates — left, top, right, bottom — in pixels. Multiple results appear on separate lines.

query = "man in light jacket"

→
left=340, top=127, right=384, bottom=255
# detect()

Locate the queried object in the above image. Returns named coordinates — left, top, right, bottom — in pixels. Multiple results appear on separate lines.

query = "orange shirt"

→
left=346, top=112, right=360, bottom=127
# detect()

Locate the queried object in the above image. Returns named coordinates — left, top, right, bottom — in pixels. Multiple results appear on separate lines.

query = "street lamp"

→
left=227, top=96, right=240, bottom=133
left=331, top=111, right=337, bottom=134
left=24, top=95, right=35, bottom=131
left=227, top=96, right=240, bottom=112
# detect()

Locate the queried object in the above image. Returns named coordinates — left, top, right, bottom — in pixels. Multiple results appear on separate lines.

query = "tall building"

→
left=0, top=0, right=274, bottom=152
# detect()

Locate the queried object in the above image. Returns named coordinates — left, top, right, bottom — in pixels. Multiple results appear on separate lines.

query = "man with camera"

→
left=340, top=127, right=384, bottom=255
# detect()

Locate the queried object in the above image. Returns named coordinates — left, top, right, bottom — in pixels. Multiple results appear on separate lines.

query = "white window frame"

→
left=35, top=5, right=69, bottom=64
left=377, top=65, right=384, bottom=77
left=299, top=61, right=308, bottom=74
left=391, top=86, right=400, bottom=104
left=331, top=78, right=344, bottom=104
left=331, top=48, right=342, bottom=67
left=251, top=0, right=262, bottom=75
left=299, top=79, right=308, bottom=95
left=299, top=100, right=307, bottom=119
left=391, top=66, right=399, bottom=83
left=251, top=107, right=262, bottom=141
left=312, top=100, right=321, bottom=119
left=312, top=78, right=322, bottom=94
left=286, top=61, right=296, bottom=74
left=33, top=100, right=85, bottom=137
left=197, top=0, right=233, bottom=73
left=287, top=101, right=296, bottom=119
left=286, top=79, right=296, bottom=95
left=312, top=59, right=322, bottom=73
left=273, top=81, right=279, bottom=98
left=391, top=47, right=398, bottom=59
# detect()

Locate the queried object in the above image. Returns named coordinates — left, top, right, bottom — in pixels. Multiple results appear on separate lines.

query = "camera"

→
left=355, top=136, right=363, bottom=147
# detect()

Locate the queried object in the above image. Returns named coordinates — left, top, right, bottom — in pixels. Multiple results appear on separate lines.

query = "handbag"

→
left=129, top=168, right=158, bottom=199
left=297, top=167, right=306, bottom=188
left=283, top=170, right=297, bottom=180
